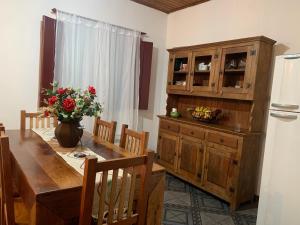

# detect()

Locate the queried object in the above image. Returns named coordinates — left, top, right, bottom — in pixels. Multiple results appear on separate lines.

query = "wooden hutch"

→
left=157, top=36, right=276, bottom=210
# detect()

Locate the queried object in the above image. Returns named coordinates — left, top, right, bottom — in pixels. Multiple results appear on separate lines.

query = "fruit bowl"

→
left=190, top=107, right=222, bottom=123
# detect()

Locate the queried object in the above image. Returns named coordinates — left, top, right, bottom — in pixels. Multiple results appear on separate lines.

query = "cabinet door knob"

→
left=197, top=173, right=202, bottom=178
left=190, top=131, right=194, bottom=135
left=246, top=83, right=252, bottom=89
left=220, top=138, right=224, bottom=143
left=211, top=82, right=215, bottom=87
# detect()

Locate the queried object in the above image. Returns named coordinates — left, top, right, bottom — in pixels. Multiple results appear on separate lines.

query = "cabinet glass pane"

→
left=222, top=52, right=247, bottom=89
left=172, top=57, right=188, bottom=86
left=193, top=55, right=212, bottom=87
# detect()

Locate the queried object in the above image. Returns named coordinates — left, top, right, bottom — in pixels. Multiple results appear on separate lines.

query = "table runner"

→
left=32, top=128, right=129, bottom=219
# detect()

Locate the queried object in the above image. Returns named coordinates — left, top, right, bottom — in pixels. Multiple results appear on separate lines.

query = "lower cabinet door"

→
left=177, top=136, right=204, bottom=183
left=157, top=132, right=179, bottom=171
left=202, top=147, right=238, bottom=200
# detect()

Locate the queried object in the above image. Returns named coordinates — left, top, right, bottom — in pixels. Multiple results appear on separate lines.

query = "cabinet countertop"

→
left=158, top=115, right=261, bottom=136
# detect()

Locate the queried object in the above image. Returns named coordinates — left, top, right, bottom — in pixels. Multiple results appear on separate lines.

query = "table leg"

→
left=29, top=202, right=65, bottom=225
left=29, top=203, right=36, bottom=225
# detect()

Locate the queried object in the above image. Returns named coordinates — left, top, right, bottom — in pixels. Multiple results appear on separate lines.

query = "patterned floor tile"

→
left=163, top=174, right=258, bottom=225
left=164, top=191, right=191, bottom=207
left=163, top=205, right=193, bottom=225
left=200, top=212, right=235, bottom=225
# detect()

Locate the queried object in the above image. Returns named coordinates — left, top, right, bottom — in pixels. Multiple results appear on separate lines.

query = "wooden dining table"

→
left=7, top=129, right=165, bottom=225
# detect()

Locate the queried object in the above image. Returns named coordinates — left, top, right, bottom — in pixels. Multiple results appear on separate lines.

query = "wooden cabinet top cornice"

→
left=167, top=36, right=276, bottom=52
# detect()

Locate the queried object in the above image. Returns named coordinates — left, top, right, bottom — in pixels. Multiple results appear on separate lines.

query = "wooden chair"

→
left=119, top=125, right=149, bottom=156
left=0, top=136, right=29, bottom=225
left=79, top=151, right=154, bottom=225
left=20, top=110, right=58, bottom=130
left=0, top=126, right=5, bottom=136
left=93, top=118, right=117, bottom=143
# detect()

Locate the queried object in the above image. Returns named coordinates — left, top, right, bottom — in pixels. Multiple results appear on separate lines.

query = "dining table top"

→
left=7, top=129, right=164, bottom=198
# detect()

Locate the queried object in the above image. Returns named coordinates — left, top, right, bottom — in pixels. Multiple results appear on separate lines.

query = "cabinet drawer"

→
left=180, top=126, right=205, bottom=140
left=207, top=132, right=238, bottom=149
left=160, top=120, right=180, bottom=133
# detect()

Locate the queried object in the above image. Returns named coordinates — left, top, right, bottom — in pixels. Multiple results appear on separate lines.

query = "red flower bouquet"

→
left=42, top=82, right=103, bottom=122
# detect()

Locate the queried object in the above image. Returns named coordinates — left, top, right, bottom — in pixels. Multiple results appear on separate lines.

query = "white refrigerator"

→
left=257, top=54, right=300, bottom=225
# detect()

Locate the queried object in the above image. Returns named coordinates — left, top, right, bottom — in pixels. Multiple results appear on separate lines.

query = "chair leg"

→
left=14, top=197, right=30, bottom=224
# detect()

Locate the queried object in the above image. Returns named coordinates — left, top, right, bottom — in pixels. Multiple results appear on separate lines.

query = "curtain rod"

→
left=51, top=8, right=146, bottom=35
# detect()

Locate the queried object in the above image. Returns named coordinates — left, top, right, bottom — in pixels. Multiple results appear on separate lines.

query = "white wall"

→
left=167, top=0, right=300, bottom=53
left=166, top=0, right=300, bottom=194
left=0, top=0, right=168, bottom=150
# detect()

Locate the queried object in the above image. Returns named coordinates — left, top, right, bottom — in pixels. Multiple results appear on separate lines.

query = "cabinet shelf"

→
left=174, top=71, right=188, bottom=74
left=194, top=70, right=211, bottom=73
left=224, top=69, right=245, bottom=73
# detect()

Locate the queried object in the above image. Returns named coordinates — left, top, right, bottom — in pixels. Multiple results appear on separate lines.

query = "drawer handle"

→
left=220, top=138, right=224, bottom=143
left=167, top=125, right=170, bottom=129
left=190, top=131, right=194, bottom=135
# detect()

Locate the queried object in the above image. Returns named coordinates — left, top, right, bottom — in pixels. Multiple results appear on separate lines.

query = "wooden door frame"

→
left=202, top=146, right=238, bottom=201
left=218, top=45, right=255, bottom=95
left=167, top=51, right=192, bottom=91
left=157, top=131, right=180, bottom=171
left=177, top=135, right=205, bottom=182
left=190, top=48, right=219, bottom=93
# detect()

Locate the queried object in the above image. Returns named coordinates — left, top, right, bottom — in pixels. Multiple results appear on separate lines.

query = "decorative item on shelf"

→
left=174, top=61, right=181, bottom=71
left=189, top=106, right=222, bottom=123
left=175, top=81, right=186, bottom=86
left=207, top=62, right=211, bottom=70
left=180, top=63, right=188, bottom=71
left=226, top=59, right=238, bottom=69
left=238, top=58, right=246, bottom=69
left=42, top=82, right=103, bottom=147
left=235, top=80, right=243, bottom=89
left=197, top=62, right=209, bottom=71
left=170, top=108, right=180, bottom=118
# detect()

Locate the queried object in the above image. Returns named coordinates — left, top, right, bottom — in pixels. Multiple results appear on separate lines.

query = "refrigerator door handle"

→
left=284, top=56, right=300, bottom=60
left=271, top=103, right=299, bottom=110
left=270, top=112, right=298, bottom=120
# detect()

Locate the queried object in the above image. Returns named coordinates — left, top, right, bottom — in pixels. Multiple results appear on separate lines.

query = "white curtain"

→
left=54, top=10, right=141, bottom=138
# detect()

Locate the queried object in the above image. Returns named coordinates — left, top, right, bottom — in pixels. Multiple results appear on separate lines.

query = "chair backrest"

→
left=93, top=118, right=117, bottom=143
left=0, top=126, right=5, bottom=136
left=119, top=125, right=149, bottom=156
left=20, top=110, right=58, bottom=130
left=0, top=136, right=15, bottom=225
left=79, top=151, right=154, bottom=225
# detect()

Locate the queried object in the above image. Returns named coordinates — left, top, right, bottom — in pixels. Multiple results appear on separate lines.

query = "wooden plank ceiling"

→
left=130, top=0, right=210, bottom=13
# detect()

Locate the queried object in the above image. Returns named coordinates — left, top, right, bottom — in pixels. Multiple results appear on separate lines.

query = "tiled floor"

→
left=162, top=174, right=258, bottom=225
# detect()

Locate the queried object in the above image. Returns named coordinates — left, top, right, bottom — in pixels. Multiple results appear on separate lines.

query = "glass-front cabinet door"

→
left=190, top=49, right=219, bottom=93
left=218, top=45, right=256, bottom=96
left=167, top=51, right=192, bottom=91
